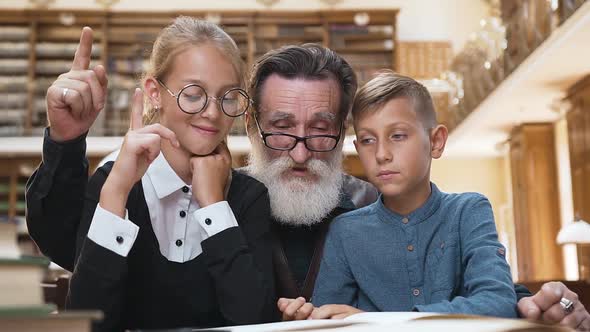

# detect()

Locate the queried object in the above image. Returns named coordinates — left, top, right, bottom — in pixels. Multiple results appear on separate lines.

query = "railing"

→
left=441, top=0, right=587, bottom=132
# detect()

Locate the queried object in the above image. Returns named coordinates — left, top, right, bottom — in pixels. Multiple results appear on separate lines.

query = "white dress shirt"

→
left=87, top=152, right=238, bottom=263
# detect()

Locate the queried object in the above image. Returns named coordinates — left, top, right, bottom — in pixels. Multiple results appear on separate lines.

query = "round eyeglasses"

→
left=253, top=112, right=343, bottom=152
left=157, top=79, right=251, bottom=117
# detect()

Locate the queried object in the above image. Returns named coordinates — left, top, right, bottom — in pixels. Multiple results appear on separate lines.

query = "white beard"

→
left=246, top=140, right=344, bottom=226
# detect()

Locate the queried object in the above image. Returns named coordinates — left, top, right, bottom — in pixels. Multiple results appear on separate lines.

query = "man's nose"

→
left=288, top=140, right=312, bottom=165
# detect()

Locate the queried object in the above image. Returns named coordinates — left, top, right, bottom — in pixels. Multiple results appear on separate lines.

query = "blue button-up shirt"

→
left=312, top=183, right=517, bottom=318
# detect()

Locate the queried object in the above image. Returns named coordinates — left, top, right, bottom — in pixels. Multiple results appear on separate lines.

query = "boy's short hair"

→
left=352, top=71, right=437, bottom=129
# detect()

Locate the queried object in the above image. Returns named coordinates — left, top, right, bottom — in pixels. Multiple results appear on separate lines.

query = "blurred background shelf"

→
left=0, top=9, right=402, bottom=138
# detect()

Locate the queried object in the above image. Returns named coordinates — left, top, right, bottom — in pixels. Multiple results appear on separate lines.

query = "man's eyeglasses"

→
left=253, top=112, right=342, bottom=152
left=157, top=79, right=251, bottom=117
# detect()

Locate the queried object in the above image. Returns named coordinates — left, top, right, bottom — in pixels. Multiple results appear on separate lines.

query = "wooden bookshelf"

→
left=0, top=15, right=30, bottom=137
left=0, top=8, right=399, bottom=137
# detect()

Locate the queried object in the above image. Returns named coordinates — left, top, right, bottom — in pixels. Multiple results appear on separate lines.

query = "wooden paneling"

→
left=566, top=74, right=590, bottom=280
left=397, top=41, right=453, bottom=80
left=509, top=123, right=565, bottom=281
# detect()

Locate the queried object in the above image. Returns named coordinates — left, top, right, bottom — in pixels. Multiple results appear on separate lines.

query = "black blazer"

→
left=26, top=132, right=277, bottom=330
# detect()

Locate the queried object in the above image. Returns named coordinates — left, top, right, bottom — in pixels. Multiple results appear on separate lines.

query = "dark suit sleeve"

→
left=25, top=128, right=88, bottom=271
left=514, top=283, right=532, bottom=301
left=66, top=162, right=129, bottom=332
left=202, top=179, right=278, bottom=325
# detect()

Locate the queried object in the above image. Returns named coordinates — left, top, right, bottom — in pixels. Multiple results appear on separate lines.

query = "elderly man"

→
left=25, top=30, right=588, bottom=329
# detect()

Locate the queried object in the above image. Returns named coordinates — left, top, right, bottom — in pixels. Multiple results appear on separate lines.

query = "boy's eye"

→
left=359, top=137, right=375, bottom=145
left=391, top=134, right=407, bottom=141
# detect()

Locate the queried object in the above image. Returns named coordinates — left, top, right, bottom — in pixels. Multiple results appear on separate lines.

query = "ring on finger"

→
left=560, top=297, right=575, bottom=314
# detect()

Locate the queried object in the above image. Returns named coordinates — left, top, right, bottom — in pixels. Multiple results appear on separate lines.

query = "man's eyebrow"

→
left=268, top=111, right=294, bottom=121
left=263, top=111, right=336, bottom=122
left=313, top=112, right=336, bottom=122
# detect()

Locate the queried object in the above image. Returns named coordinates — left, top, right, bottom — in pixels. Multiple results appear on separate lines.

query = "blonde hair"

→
left=352, top=70, right=437, bottom=129
left=142, top=16, right=245, bottom=124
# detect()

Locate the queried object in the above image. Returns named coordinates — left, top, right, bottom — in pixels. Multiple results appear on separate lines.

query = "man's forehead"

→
left=258, top=75, right=341, bottom=119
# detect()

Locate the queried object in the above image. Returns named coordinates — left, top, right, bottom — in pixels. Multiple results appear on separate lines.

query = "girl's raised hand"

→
left=46, top=27, right=108, bottom=142
left=101, top=89, right=180, bottom=217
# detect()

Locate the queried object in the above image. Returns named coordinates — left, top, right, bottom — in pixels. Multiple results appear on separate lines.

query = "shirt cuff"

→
left=193, top=201, right=239, bottom=238
left=87, top=204, right=139, bottom=257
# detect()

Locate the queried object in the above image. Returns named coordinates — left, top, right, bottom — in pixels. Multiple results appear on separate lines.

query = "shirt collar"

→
left=146, top=153, right=188, bottom=199
left=376, top=182, right=442, bottom=226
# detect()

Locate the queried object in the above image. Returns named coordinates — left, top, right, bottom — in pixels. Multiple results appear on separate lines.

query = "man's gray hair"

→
left=248, top=43, right=357, bottom=128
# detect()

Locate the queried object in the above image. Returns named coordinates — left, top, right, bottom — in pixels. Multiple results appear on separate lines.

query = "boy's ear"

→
left=144, top=77, right=162, bottom=109
left=430, top=124, right=448, bottom=159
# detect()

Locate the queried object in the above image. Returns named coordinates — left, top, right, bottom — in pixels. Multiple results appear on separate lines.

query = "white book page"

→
left=211, top=319, right=364, bottom=332
left=343, top=311, right=441, bottom=323
left=210, top=312, right=545, bottom=332
left=212, top=312, right=440, bottom=332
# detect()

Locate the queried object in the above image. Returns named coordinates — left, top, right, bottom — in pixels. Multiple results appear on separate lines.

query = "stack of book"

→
left=0, top=218, right=101, bottom=331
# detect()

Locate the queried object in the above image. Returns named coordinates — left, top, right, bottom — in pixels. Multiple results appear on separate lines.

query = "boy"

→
left=278, top=71, right=517, bottom=319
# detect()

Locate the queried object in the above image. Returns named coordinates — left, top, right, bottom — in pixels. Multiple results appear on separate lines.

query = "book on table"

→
left=181, top=312, right=572, bottom=332
left=0, top=307, right=102, bottom=332
left=0, top=255, right=49, bottom=308
left=0, top=218, right=101, bottom=331
left=0, top=218, right=20, bottom=259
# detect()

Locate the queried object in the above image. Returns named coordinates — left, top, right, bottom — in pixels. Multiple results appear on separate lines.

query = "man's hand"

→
left=518, top=281, right=590, bottom=331
left=277, top=297, right=314, bottom=321
left=310, top=304, right=363, bottom=320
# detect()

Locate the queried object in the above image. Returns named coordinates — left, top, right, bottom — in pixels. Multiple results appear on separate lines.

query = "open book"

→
left=214, top=312, right=571, bottom=332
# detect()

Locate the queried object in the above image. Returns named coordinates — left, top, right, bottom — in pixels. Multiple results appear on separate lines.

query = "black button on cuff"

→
left=205, top=218, right=212, bottom=225
left=116, top=236, right=124, bottom=244
left=179, top=210, right=186, bottom=218
left=175, top=239, right=183, bottom=247
left=182, top=186, right=189, bottom=193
